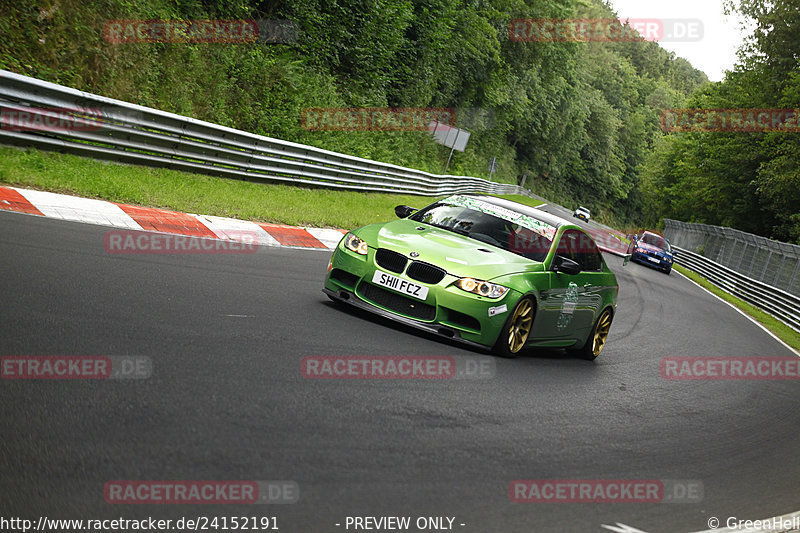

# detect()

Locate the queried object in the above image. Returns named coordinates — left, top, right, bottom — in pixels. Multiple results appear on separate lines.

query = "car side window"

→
left=509, top=226, right=551, bottom=262
left=554, top=230, right=579, bottom=267
left=580, top=238, right=603, bottom=271
left=560, top=229, right=603, bottom=272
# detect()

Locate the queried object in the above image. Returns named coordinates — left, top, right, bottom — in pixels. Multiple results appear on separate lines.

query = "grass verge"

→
left=0, top=147, right=542, bottom=229
left=674, top=264, right=800, bottom=352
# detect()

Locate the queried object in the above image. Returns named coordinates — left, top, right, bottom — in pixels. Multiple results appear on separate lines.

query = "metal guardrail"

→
left=672, top=246, right=800, bottom=332
left=0, top=70, right=531, bottom=197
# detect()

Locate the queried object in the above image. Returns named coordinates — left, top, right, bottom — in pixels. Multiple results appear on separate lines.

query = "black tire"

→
left=571, top=308, right=613, bottom=361
left=493, top=297, right=535, bottom=358
left=664, top=266, right=672, bottom=275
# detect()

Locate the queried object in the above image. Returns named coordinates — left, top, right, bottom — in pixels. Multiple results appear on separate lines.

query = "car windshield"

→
left=641, top=233, right=669, bottom=250
left=410, top=203, right=554, bottom=262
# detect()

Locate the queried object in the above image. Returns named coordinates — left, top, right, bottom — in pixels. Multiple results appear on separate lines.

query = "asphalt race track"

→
left=1, top=209, right=798, bottom=533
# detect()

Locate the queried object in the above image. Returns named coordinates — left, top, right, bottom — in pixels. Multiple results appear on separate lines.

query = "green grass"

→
left=0, top=147, right=542, bottom=229
left=674, top=264, right=800, bottom=352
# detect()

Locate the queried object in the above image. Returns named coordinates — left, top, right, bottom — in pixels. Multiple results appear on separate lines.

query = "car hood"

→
left=356, top=219, right=544, bottom=279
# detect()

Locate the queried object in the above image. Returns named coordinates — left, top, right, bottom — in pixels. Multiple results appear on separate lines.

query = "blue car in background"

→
left=629, top=231, right=674, bottom=274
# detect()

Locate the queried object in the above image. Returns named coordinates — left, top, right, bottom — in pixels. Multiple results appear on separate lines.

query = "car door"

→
left=534, top=229, right=600, bottom=339
left=568, top=229, right=606, bottom=335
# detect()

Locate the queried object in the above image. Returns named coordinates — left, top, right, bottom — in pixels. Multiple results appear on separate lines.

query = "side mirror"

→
left=394, top=205, right=417, bottom=218
left=553, top=255, right=581, bottom=275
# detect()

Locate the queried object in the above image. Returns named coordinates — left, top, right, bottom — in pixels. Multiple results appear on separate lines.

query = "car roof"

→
left=465, top=195, right=570, bottom=229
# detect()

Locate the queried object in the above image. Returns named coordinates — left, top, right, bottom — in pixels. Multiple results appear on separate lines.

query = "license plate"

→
left=647, top=256, right=660, bottom=263
left=372, top=270, right=429, bottom=300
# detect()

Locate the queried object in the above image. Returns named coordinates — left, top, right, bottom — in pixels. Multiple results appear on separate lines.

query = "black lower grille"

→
left=359, top=283, right=436, bottom=321
left=330, top=268, right=359, bottom=288
left=375, top=248, right=408, bottom=274
left=407, top=261, right=446, bottom=284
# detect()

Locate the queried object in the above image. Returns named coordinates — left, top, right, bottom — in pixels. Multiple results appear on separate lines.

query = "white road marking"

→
left=306, top=227, right=346, bottom=249
left=194, top=214, right=280, bottom=247
left=15, top=187, right=141, bottom=229
left=601, top=524, right=651, bottom=533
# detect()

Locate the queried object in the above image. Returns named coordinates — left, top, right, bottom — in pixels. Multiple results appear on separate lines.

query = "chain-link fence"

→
left=663, top=219, right=800, bottom=298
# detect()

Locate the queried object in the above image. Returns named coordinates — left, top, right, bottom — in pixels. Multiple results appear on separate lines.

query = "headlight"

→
left=455, top=277, right=508, bottom=299
left=343, top=233, right=368, bottom=255
left=635, top=247, right=645, bottom=253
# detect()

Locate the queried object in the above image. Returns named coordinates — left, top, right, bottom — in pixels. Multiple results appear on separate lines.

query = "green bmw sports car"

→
left=323, top=195, right=619, bottom=358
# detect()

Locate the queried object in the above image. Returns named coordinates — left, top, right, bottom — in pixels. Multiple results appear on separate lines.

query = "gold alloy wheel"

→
left=507, top=299, right=533, bottom=353
left=591, top=309, right=613, bottom=357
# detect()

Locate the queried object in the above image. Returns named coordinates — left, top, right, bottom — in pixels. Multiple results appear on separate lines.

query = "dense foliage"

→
left=640, top=0, right=800, bottom=243
left=1, top=0, right=708, bottom=225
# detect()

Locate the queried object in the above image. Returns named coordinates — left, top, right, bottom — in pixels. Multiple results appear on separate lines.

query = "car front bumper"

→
left=631, top=252, right=672, bottom=270
left=323, top=245, right=520, bottom=349
left=323, top=287, right=494, bottom=352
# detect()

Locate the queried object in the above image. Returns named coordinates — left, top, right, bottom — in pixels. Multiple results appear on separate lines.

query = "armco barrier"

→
left=672, top=246, right=800, bottom=333
left=0, top=70, right=530, bottom=197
